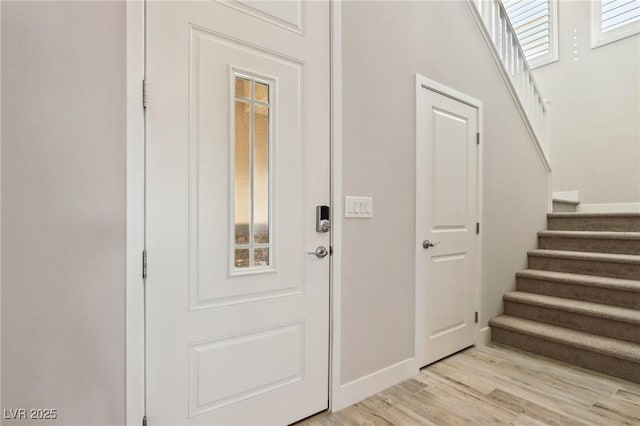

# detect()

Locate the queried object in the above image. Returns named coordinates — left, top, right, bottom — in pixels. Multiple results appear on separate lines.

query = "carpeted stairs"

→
left=490, top=213, right=640, bottom=383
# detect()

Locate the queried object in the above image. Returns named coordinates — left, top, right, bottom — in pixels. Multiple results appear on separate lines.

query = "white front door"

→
left=415, top=77, right=480, bottom=367
left=145, top=2, right=330, bottom=424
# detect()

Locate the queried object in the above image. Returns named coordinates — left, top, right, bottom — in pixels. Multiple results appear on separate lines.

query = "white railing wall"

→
left=468, top=0, right=551, bottom=170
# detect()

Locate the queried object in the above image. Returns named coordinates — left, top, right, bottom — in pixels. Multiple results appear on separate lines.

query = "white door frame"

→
left=125, top=1, right=145, bottom=425
left=413, top=74, right=485, bottom=368
left=125, top=1, right=344, bottom=423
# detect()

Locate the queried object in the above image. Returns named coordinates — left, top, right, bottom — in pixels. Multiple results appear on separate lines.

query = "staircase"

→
left=490, top=213, right=640, bottom=383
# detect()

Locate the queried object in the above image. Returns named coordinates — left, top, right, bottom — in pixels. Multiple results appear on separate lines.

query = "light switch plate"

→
left=345, top=196, right=373, bottom=218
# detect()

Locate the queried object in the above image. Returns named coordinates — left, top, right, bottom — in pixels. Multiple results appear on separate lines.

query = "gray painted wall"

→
left=534, top=0, right=640, bottom=204
left=340, top=0, right=549, bottom=383
left=1, top=2, right=126, bottom=424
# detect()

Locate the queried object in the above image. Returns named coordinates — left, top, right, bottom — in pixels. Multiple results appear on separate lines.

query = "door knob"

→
left=307, top=246, right=329, bottom=259
left=422, top=240, right=440, bottom=249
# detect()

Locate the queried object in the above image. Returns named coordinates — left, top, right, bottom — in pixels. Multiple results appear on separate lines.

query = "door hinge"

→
left=142, top=416, right=147, bottom=426
left=476, top=132, right=480, bottom=145
left=476, top=222, right=480, bottom=234
left=475, top=312, right=479, bottom=323
left=142, top=79, right=148, bottom=109
left=142, top=250, right=148, bottom=279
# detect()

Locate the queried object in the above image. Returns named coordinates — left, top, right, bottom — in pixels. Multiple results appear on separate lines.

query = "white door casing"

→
left=145, top=2, right=330, bottom=424
left=415, top=76, right=481, bottom=367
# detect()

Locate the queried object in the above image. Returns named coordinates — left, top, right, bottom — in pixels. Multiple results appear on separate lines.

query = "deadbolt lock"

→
left=316, top=206, right=331, bottom=233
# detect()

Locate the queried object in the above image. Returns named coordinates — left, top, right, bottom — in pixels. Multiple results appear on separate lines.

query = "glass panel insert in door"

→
left=233, top=74, right=272, bottom=271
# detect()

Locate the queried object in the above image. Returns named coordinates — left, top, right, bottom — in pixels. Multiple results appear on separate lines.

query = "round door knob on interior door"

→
left=422, top=240, right=440, bottom=249
left=307, top=246, right=329, bottom=259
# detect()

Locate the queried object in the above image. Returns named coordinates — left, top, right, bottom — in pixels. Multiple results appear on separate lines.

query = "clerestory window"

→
left=503, top=0, right=559, bottom=68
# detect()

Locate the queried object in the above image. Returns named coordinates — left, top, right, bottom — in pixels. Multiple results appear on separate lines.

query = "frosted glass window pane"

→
left=234, top=100, right=251, bottom=248
left=253, top=105, right=269, bottom=245
left=235, top=77, right=251, bottom=98
left=234, top=249, right=250, bottom=268
left=255, top=82, right=269, bottom=103
left=254, top=248, right=269, bottom=267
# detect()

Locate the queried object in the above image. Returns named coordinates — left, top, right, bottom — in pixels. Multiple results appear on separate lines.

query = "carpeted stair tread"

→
left=489, top=315, right=640, bottom=363
left=547, top=213, right=640, bottom=218
left=538, top=230, right=640, bottom=240
left=528, top=249, right=640, bottom=264
left=503, top=291, right=640, bottom=325
left=516, top=269, right=640, bottom=293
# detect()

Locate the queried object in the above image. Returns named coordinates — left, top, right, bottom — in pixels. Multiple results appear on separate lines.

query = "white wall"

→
left=534, top=0, right=640, bottom=204
left=1, top=2, right=126, bottom=424
left=340, top=0, right=549, bottom=385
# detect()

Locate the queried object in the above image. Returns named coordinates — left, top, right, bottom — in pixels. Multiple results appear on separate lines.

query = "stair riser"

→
left=491, top=328, right=640, bottom=383
left=552, top=201, right=577, bottom=213
left=538, top=236, right=640, bottom=255
left=504, top=301, right=640, bottom=344
left=548, top=217, right=640, bottom=232
left=516, top=276, right=640, bottom=309
left=528, top=256, right=640, bottom=280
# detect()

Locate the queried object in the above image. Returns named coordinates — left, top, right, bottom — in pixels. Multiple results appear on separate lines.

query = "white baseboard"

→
left=476, top=326, right=491, bottom=346
left=577, top=202, right=640, bottom=213
left=331, top=357, right=417, bottom=412
left=552, top=190, right=579, bottom=203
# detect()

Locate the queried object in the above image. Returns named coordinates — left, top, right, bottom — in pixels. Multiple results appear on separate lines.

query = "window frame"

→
left=509, top=0, right=559, bottom=69
left=229, top=68, right=276, bottom=276
left=591, top=0, right=640, bottom=48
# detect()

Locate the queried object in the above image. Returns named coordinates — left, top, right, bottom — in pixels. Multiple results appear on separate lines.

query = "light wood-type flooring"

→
left=296, top=344, right=640, bottom=425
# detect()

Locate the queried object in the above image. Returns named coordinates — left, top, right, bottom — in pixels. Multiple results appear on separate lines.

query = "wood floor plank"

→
left=485, top=388, right=590, bottom=426
left=356, top=393, right=395, bottom=414
left=614, top=387, right=640, bottom=405
left=368, top=404, right=432, bottom=426
left=296, top=345, right=640, bottom=426
left=388, top=389, right=474, bottom=425
left=483, top=354, right=614, bottom=402
left=417, top=380, right=517, bottom=424
left=591, top=395, right=640, bottom=423
left=340, top=404, right=391, bottom=426
left=511, top=414, right=553, bottom=426
left=587, top=403, right=639, bottom=426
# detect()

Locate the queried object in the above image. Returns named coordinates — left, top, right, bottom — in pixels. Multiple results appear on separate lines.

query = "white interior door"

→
left=416, top=78, right=479, bottom=367
left=145, top=2, right=330, bottom=424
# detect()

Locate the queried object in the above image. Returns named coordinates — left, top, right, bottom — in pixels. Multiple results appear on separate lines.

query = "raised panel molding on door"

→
left=189, top=321, right=305, bottom=417
left=188, top=26, right=308, bottom=311
left=415, top=75, right=482, bottom=368
left=215, top=0, right=306, bottom=35
left=146, top=1, right=330, bottom=424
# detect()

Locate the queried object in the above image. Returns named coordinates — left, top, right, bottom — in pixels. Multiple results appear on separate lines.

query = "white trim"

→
left=125, top=1, right=145, bottom=425
left=413, top=75, right=484, bottom=367
left=591, top=0, right=640, bottom=49
left=0, top=2, right=3, bottom=406
left=577, top=202, right=640, bottom=213
left=418, top=77, right=485, bottom=110
left=227, top=69, right=277, bottom=276
left=477, top=327, right=492, bottom=346
left=552, top=190, right=580, bottom=204
left=329, top=0, right=343, bottom=413
left=466, top=0, right=552, bottom=173
left=527, top=0, right=559, bottom=69
left=333, top=358, right=417, bottom=412
left=475, top=93, right=485, bottom=333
